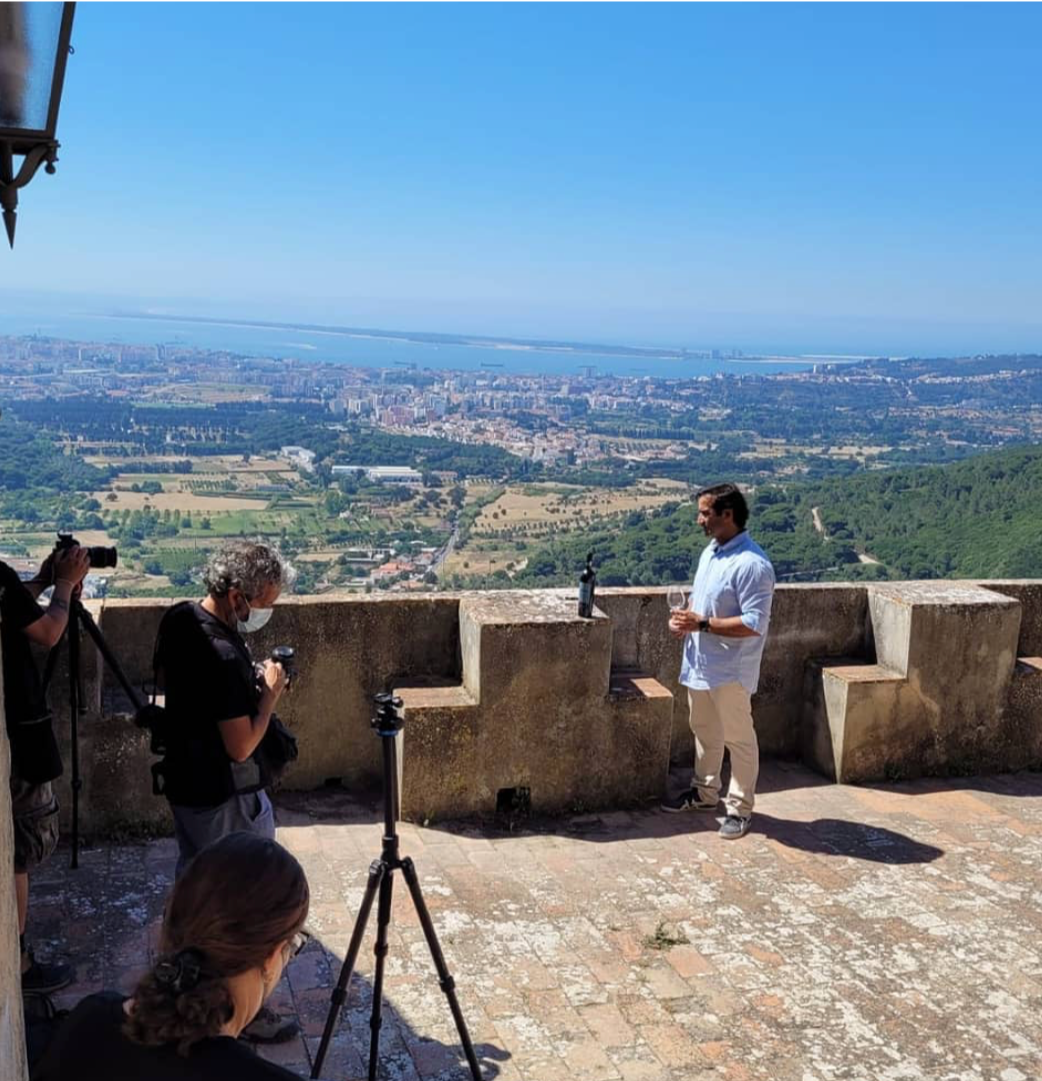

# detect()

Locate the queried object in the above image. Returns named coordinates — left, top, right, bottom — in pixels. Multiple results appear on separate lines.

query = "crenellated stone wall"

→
left=3, top=579, right=1042, bottom=1070
left=26, top=581, right=1042, bottom=838
left=0, top=654, right=28, bottom=1080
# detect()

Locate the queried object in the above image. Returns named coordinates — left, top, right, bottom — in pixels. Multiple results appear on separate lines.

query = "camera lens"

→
left=88, top=546, right=118, bottom=569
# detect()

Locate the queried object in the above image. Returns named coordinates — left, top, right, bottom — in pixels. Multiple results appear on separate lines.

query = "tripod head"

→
left=371, top=691, right=405, bottom=736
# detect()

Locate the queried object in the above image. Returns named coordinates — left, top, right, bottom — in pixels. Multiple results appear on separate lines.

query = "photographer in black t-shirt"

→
left=1, top=546, right=90, bottom=993
left=152, top=541, right=296, bottom=1043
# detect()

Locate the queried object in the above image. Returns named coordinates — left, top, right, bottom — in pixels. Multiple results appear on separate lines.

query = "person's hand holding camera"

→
left=32, top=550, right=57, bottom=588
left=259, top=658, right=289, bottom=705
left=52, top=546, right=91, bottom=589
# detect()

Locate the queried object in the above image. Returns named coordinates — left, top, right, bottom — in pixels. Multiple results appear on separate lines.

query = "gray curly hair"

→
left=202, top=541, right=297, bottom=600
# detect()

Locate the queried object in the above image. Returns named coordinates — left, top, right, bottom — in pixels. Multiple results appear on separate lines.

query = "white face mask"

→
left=237, top=603, right=273, bottom=635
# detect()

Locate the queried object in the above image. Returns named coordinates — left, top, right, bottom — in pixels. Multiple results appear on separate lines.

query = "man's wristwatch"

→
left=698, top=618, right=711, bottom=633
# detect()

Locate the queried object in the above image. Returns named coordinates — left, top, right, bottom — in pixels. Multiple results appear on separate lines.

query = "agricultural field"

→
left=18, top=449, right=458, bottom=597
left=3, top=452, right=340, bottom=596
left=442, top=478, right=690, bottom=580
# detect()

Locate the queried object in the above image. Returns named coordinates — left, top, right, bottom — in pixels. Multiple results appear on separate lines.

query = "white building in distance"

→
left=332, top=465, right=424, bottom=486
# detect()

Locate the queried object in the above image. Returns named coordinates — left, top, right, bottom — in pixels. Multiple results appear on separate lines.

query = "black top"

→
left=31, top=991, right=302, bottom=1081
left=156, top=601, right=262, bottom=807
left=0, top=560, right=47, bottom=727
left=0, top=560, right=62, bottom=782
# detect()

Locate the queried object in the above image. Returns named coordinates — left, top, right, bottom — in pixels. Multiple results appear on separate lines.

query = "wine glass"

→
left=666, top=585, right=688, bottom=613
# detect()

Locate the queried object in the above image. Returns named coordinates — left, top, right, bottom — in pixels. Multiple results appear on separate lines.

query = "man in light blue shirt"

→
left=662, top=483, right=775, bottom=839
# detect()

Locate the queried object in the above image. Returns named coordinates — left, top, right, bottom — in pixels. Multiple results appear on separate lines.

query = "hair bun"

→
left=154, top=948, right=204, bottom=994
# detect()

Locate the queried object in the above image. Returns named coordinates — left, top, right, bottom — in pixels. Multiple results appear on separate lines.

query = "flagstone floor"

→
left=33, top=763, right=1042, bottom=1081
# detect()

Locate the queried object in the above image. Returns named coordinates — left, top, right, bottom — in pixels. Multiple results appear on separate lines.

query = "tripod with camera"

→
left=40, top=534, right=143, bottom=869
left=312, top=692, right=483, bottom=1081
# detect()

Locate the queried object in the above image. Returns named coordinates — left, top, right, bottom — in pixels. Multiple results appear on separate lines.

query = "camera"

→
left=371, top=691, right=404, bottom=734
left=270, top=646, right=297, bottom=684
left=55, top=531, right=118, bottom=569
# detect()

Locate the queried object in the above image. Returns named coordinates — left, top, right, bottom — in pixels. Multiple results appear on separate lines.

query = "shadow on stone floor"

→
left=753, top=814, right=943, bottom=863
left=399, top=806, right=944, bottom=865
left=342, top=762, right=945, bottom=865
left=858, top=769, right=1042, bottom=800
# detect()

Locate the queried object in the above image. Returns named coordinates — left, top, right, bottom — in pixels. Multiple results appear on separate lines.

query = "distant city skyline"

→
left=3, top=3, right=1041, bottom=355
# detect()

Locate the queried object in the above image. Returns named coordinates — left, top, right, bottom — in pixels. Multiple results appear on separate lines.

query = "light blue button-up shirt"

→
left=679, top=531, right=775, bottom=694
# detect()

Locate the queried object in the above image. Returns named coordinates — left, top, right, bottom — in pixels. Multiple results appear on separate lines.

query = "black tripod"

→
left=42, top=597, right=146, bottom=869
left=312, top=693, right=482, bottom=1081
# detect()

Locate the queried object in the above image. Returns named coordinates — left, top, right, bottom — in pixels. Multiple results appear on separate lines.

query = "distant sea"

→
left=0, top=310, right=869, bottom=379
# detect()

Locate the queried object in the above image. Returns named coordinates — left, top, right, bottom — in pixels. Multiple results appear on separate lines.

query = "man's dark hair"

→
left=697, top=482, right=749, bottom=530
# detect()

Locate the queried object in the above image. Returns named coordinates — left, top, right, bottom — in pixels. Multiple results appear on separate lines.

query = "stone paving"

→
left=30, top=763, right=1042, bottom=1081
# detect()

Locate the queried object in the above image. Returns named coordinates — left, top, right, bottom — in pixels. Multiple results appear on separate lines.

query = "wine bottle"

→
left=577, top=551, right=596, bottom=618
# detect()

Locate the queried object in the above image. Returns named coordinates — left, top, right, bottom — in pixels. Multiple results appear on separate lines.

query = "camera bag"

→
left=256, top=713, right=299, bottom=785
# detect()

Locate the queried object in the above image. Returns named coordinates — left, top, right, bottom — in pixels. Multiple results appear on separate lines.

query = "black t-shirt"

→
left=0, top=560, right=63, bottom=782
left=0, top=560, right=47, bottom=728
left=32, top=991, right=303, bottom=1081
left=156, top=601, right=262, bottom=807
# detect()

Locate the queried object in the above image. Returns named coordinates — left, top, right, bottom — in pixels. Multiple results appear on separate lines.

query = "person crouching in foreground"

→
left=32, top=832, right=311, bottom=1081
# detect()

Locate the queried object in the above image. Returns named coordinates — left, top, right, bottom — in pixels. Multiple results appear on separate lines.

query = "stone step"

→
left=608, top=669, right=673, bottom=702
left=803, top=657, right=907, bottom=783
left=1006, top=658, right=1042, bottom=771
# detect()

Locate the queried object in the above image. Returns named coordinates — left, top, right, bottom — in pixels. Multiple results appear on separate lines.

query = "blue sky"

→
left=4, top=2, right=1042, bottom=353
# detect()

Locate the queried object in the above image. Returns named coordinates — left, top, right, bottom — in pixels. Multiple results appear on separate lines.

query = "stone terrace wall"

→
left=596, top=584, right=870, bottom=762
left=35, top=581, right=1042, bottom=838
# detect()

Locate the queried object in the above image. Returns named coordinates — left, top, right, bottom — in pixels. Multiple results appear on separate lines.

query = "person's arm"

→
left=671, top=608, right=760, bottom=636
left=22, top=548, right=91, bottom=649
left=698, top=613, right=761, bottom=639
left=218, top=659, right=288, bottom=763
left=704, top=560, right=775, bottom=638
left=24, top=552, right=55, bottom=600
left=670, top=560, right=774, bottom=639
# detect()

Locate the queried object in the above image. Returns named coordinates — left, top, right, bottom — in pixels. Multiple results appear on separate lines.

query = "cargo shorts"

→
left=10, top=774, right=60, bottom=873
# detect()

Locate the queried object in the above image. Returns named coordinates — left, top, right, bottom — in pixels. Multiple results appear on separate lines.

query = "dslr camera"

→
left=270, top=646, right=298, bottom=685
left=55, top=531, right=118, bottom=569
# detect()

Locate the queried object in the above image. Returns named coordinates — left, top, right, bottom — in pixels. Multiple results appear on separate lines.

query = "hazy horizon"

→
left=3, top=4, right=1042, bottom=361
left=3, top=286, right=1041, bottom=363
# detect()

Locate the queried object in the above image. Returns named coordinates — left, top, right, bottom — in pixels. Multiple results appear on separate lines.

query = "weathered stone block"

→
left=972, top=580, right=1042, bottom=656
left=1005, top=657, right=1042, bottom=771
left=398, top=592, right=672, bottom=819
left=806, top=582, right=1024, bottom=783
left=804, top=660, right=912, bottom=782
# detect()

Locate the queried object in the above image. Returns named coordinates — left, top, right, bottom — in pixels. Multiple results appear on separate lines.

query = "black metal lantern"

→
left=0, top=2, right=75, bottom=248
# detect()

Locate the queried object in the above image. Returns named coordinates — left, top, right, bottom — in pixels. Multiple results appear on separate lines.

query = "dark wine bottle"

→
left=577, top=551, right=596, bottom=618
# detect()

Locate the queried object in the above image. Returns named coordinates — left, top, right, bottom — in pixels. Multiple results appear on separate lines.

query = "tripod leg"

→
left=311, top=859, right=385, bottom=1080
left=367, top=867, right=395, bottom=1081
left=400, top=857, right=483, bottom=1080
left=77, top=605, right=147, bottom=711
left=67, top=617, right=81, bottom=870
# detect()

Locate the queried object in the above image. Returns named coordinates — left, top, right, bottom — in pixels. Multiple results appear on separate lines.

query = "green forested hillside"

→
left=508, top=444, right=1042, bottom=587
left=0, top=419, right=108, bottom=492
left=801, top=446, right=1042, bottom=579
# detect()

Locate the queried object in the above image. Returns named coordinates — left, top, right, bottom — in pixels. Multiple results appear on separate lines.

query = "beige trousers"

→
left=687, top=684, right=759, bottom=818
